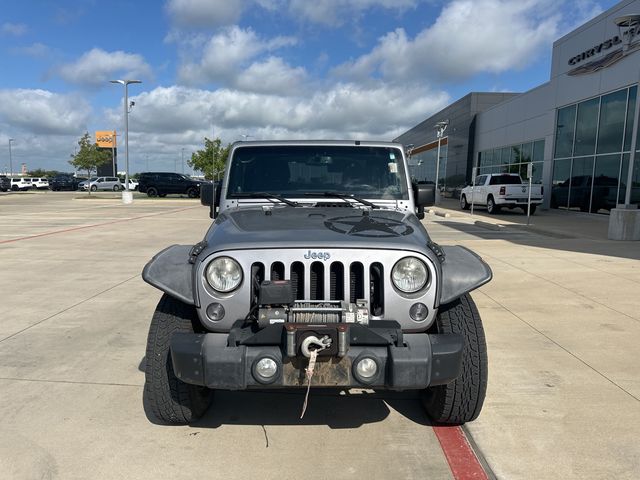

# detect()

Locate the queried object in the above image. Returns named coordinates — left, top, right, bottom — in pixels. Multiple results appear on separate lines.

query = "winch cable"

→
left=299, top=338, right=330, bottom=418
left=300, top=349, right=318, bottom=419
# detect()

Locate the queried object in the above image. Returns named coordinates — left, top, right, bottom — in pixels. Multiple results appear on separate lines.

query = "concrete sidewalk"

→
left=431, top=198, right=613, bottom=241
left=424, top=203, right=640, bottom=479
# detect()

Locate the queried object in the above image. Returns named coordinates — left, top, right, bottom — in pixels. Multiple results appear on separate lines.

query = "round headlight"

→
left=392, top=257, right=428, bottom=293
left=205, top=257, right=243, bottom=292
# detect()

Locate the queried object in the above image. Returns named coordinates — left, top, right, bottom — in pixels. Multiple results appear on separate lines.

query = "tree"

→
left=188, top=137, right=230, bottom=180
left=27, top=168, right=62, bottom=178
left=68, top=133, right=111, bottom=195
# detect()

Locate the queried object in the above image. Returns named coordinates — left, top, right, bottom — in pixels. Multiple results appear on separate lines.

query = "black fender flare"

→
left=142, top=245, right=196, bottom=305
left=439, top=246, right=492, bottom=305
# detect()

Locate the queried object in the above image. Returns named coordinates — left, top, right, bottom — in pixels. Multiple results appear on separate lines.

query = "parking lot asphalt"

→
left=1, top=191, right=639, bottom=479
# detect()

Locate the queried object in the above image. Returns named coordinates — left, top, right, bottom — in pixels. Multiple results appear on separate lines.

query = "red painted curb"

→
left=0, top=205, right=199, bottom=245
left=433, top=426, right=488, bottom=480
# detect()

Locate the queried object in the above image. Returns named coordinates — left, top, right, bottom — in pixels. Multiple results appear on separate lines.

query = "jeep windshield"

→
left=226, top=145, right=409, bottom=200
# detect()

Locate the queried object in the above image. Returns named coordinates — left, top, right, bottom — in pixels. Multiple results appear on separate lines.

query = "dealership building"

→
left=395, top=0, right=640, bottom=216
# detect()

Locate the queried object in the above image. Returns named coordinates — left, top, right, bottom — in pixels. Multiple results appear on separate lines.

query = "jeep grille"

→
left=250, top=260, right=385, bottom=316
left=196, top=249, right=438, bottom=332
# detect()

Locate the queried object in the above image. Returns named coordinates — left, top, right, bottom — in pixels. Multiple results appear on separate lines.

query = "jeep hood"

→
left=204, top=206, right=431, bottom=252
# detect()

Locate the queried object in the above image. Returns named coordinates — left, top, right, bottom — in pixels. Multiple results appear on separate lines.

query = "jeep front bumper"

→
left=170, top=321, right=463, bottom=390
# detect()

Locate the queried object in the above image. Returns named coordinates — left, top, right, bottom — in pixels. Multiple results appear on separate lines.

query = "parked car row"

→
left=2, top=172, right=202, bottom=198
left=0, top=176, right=51, bottom=192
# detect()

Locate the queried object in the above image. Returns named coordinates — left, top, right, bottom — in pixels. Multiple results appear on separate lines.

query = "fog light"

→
left=206, top=303, right=225, bottom=321
left=252, top=356, right=280, bottom=384
left=409, top=302, right=429, bottom=322
left=355, top=357, right=378, bottom=381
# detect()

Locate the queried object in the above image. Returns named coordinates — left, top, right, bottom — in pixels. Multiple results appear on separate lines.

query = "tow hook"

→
left=300, top=335, right=332, bottom=358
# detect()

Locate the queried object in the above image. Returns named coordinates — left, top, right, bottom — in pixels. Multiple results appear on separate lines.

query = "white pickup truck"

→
left=459, top=173, right=543, bottom=214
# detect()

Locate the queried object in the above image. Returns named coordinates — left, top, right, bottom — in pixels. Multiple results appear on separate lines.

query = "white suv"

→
left=10, top=178, right=32, bottom=191
left=31, top=178, right=49, bottom=189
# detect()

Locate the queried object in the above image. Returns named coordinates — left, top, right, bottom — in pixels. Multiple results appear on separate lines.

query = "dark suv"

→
left=138, top=172, right=201, bottom=198
left=0, top=175, right=9, bottom=192
left=50, top=175, right=80, bottom=191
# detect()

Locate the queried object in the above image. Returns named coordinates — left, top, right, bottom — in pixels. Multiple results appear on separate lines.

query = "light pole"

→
left=434, top=120, right=449, bottom=204
left=181, top=147, right=185, bottom=174
left=110, top=79, right=141, bottom=203
left=8, top=138, right=14, bottom=176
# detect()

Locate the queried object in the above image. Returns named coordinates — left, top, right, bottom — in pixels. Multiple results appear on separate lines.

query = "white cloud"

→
left=235, top=57, right=308, bottom=94
left=335, top=0, right=562, bottom=82
left=104, top=82, right=448, bottom=142
left=288, top=0, right=419, bottom=26
left=56, top=48, right=152, bottom=87
left=96, top=81, right=448, bottom=173
left=11, top=42, right=51, bottom=58
left=0, top=89, right=91, bottom=135
left=1, top=22, right=27, bottom=36
left=166, top=0, right=246, bottom=27
left=178, top=26, right=298, bottom=88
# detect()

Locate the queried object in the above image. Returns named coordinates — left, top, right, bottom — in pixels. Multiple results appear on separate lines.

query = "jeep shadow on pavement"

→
left=142, top=141, right=492, bottom=426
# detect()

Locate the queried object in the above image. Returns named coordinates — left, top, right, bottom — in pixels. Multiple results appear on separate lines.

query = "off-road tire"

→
left=144, top=294, right=213, bottom=424
left=147, top=187, right=158, bottom=197
left=460, top=194, right=470, bottom=210
left=422, top=293, right=488, bottom=425
left=486, top=195, right=499, bottom=214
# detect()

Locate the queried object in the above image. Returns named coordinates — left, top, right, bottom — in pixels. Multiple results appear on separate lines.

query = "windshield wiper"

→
left=231, top=192, right=300, bottom=207
left=305, top=191, right=380, bottom=209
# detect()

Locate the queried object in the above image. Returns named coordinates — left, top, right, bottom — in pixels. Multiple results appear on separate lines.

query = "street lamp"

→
left=181, top=147, right=185, bottom=174
left=8, top=138, right=14, bottom=176
left=110, top=79, right=141, bottom=203
left=434, top=120, right=449, bottom=204
left=615, top=14, right=640, bottom=207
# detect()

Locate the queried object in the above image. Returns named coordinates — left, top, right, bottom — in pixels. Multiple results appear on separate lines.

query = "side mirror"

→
left=200, top=182, right=219, bottom=218
left=413, top=183, right=435, bottom=208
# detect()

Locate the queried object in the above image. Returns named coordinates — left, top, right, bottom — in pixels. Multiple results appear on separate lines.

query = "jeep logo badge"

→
left=304, top=250, right=331, bottom=261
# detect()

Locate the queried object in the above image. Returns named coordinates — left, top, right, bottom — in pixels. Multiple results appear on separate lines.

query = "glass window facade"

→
left=552, top=85, right=639, bottom=214
left=478, top=139, right=545, bottom=182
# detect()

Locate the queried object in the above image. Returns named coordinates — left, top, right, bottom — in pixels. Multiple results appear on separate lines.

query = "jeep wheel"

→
left=187, top=187, right=198, bottom=198
left=486, top=196, right=499, bottom=214
left=460, top=194, right=470, bottom=210
left=422, top=293, right=488, bottom=425
left=145, top=294, right=213, bottom=424
left=147, top=187, right=158, bottom=197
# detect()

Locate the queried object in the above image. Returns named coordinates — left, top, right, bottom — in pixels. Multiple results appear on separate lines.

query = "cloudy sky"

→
left=0, top=0, right=618, bottom=173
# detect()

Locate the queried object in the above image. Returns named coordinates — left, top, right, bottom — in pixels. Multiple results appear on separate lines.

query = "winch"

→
left=257, top=299, right=369, bottom=327
left=255, top=280, right=369, bottom=328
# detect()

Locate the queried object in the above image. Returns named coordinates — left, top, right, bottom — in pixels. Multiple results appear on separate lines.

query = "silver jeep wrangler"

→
left=142, top=140, right=491, bottom=425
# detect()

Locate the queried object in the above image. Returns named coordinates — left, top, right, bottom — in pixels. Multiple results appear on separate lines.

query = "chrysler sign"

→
left=567, top=36, right=622, bottom=66
left=567, top=24, right=639, bottom=76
